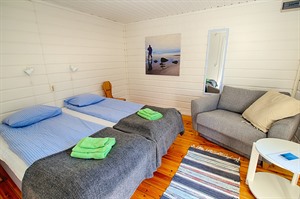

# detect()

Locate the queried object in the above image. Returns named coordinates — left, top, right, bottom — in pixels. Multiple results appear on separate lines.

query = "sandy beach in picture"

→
left=145, top=34, right=181, bottom=76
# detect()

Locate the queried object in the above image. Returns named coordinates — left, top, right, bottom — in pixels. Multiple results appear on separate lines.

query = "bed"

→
left=22, top=128, right=157, bottom=199
left=1, top=95, right=184, bottom=198
left=64, top=94, right=185, bottom=167
left=0, top=107, right=115, bottom=189
left=114, top=105, right=185, bottom=167
left=0, top=105, right=157, bottom=198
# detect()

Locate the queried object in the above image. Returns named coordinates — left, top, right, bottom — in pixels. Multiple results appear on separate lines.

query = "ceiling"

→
left=42, top=0, right=257, bottom=24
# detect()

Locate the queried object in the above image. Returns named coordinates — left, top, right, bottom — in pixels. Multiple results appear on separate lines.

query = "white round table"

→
left=246, top=138, right=300, bottom=199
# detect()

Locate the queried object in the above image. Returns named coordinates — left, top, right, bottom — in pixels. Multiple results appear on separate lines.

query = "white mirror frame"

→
left=204, top=28, right=229, bottom=94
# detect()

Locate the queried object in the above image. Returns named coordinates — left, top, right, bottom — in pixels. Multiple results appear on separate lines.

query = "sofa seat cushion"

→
left=197, top=109, right=266, bottom=145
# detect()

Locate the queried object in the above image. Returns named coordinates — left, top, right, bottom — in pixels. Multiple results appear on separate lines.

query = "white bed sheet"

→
left=62, top=108, right=115, bottom=127
left=0, top=108, right=116, bottom=189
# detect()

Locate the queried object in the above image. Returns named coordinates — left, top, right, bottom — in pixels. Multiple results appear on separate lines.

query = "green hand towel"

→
left=137, top=111, right=153, bottom=118
left=137, top=109, right=163, bottom=120
left=71, top=149, right=111, bottom=159
left=79, top=137, right=109, bottom=149
left=72, top=138, right=116, bottom=153
left=71, top=137, right=116, bottom=159
left=144, top=108, right=161, bottom=115
left=140, top=108, right=157, bottom=115
left=138, top=111, right=162, bottom=120
left=140, top=108, right=163, bottom=117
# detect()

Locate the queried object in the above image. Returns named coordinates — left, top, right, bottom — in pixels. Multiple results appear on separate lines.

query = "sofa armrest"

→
left=191, top=94, right=220, bottom=130
left=268, top=114, right=300, bottom=140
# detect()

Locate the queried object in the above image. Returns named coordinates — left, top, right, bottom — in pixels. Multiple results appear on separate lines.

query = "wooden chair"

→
left=102, top=81, right=126, bottom=101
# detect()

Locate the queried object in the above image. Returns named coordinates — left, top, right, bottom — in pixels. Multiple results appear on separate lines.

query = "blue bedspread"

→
left=64, top=98, right=144, bottom=123
left=0, top=113, right=105, bottom=166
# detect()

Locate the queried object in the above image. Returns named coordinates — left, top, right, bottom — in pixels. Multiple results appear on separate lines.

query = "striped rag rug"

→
left=162, top=147, right=240, bottom=199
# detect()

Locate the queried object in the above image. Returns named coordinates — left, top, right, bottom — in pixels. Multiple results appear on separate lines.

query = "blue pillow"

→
left=64, top=93, right=105, bottom=107
left=2, top=105, right=62, bottom=128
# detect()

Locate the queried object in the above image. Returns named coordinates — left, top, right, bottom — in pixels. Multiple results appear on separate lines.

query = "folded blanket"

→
left=137, top=108, right=163, bottom=120
left=22, top=127, right=157, bottom=199
left=72, top=138, right=116, bottom=153
left=79, top=137, right=109, bottom=149
left=114, top=105, right=184, bottom=167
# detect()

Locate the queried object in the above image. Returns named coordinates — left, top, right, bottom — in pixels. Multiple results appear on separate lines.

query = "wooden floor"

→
left=0, top=115, right=298, bottom=199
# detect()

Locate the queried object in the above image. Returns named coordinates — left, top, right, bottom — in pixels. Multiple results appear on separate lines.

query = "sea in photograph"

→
left=146, top=52, right=180, bottom=76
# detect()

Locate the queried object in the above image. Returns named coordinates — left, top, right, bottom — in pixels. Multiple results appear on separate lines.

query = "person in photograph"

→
left=147, top=45, right=153, bottom=61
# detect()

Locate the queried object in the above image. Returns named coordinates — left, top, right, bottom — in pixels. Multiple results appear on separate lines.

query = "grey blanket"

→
left=22, top=127, right=157, bottom=199
left=113, top=105, right=184, bottom=167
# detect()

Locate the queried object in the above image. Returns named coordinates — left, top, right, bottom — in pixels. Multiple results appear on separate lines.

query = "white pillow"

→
left=242, top=91, right=300, bottom=133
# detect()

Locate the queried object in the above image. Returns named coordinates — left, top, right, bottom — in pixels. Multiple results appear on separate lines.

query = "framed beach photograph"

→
left=145, top=33, right=181, bottom=76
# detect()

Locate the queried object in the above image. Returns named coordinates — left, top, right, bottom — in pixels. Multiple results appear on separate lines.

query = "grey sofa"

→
left=191, top=86, right=300, bottom=159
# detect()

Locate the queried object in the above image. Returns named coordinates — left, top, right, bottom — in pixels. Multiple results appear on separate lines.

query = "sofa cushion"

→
left=242, top=91, right=300, bottom=133
left=217, top=86, right=265, bottom=113
left=197, top=109, right=266, bottom=145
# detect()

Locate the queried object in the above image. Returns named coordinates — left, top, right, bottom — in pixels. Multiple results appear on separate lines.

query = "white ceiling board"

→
left=41, top=0, right=257, bottom=23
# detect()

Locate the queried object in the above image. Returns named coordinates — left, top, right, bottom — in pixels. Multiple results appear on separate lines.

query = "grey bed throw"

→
left=113, top=105, right=184, bottom=167
left=22, top=127, right=157, bottom=199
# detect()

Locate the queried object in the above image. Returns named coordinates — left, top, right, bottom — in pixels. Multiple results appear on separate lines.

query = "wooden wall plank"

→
left=0, top=0, right=127, bottom=120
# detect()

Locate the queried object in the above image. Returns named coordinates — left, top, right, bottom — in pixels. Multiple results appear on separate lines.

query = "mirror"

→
left=204, top=28, right=229, bottom=93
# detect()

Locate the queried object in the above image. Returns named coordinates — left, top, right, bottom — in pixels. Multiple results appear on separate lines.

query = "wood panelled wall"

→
left=125, top=1, right=299, bottom=115
left=1, top=0, right=299, bottom=118
left=0, top=0, right=127, bottom=120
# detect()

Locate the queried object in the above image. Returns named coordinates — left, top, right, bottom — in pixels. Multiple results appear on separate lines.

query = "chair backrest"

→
left=102, top=81, right=113, bottom=98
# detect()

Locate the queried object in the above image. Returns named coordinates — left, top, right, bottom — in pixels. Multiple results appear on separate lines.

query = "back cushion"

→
left=242, top=90, right=300, bottom=133
left=217, top=86, right=266, bottom=113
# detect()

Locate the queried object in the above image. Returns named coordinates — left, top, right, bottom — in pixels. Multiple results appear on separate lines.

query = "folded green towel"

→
left=72, top=138, right=116, bottom=153
left=71, top=150, right=111, bottom=159
left=138, top=109, right=163, bottom=120
left=71, top=137, right=116, bottom=159
left=140, top=108, right=157, bottom=115
left=137, top=108, right=163, bottom=120
left=79, top=137, right=109, bottom=149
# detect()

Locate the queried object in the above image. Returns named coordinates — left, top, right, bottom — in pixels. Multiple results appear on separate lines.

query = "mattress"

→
left=64, top=98, right=144, bottom=122
left=0, top=108, right=116, bottom=189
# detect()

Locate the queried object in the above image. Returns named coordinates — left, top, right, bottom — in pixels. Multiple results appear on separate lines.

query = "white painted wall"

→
left=0, top=0, right=127, bottom=120
left=1, top=0, right=299, bottom=119
left=125, top=0, right=299, bottom=115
